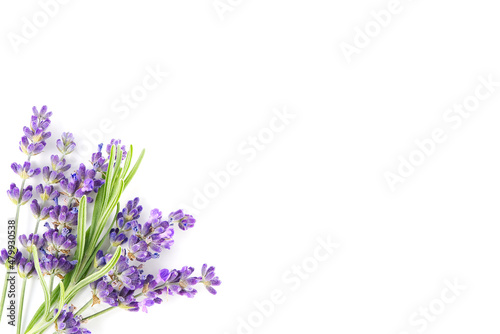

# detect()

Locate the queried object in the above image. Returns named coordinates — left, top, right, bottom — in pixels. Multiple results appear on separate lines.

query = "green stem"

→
left=75, top=299, right=93, bottom=317
left=0, top=272, right=10, bottom=323
left=48, top=275, right=55, bottom=302
left=17, top=278, right=28, bottom=334
left=82, top=306, right=117, bottom=322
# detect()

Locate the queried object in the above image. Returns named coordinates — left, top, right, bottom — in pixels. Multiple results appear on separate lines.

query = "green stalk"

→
left=82, top=306, right=117, bottom=322
left=74, top=299, right=93, bottom=317
left=17, top=278, right=28, bottom=334
left=48, top=275, right=55, bottom=302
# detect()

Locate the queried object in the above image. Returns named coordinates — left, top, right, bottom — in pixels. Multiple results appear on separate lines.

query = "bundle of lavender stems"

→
left=0, top=107, right=221, bottom=334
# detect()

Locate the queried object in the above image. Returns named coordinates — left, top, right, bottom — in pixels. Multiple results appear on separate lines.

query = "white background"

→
left=1, top=1, right=500, bottom=333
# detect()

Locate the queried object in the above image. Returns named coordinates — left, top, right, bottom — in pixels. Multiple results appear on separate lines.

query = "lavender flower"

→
left=35, top=184, right=60, bottom=202
left=7, top=183, right=32, bottom=205
left=0, top=249, right=21, bottom=267
left=32, top=105, right=53, bottom=121
left=109, top=228, right=128, bottom=247
left=30, top=199, right=54, bottom=220
left=42, top=166, right=65, bottom=185
left=43, top=229, right=77, bottom=255
left=18, top=233, right=45, bottom=252
left=49, top=205, right=77, bottom=230
left=90, top=279, right=117, bottom=307
left=106, top=139, right=127, bottom=161
left=54, top=305, right=90, bottom=334
left=168, top=210, right=196, bottom=231
left=105, top=256, right=142, bottom=290
left=116, top=198, right=143, bottom=232
left=18, top=257, right=37, bottom=279
left=91, top=144, right=109, bottom=173
left=60, top=164, right=105, bottom=203
left=113, top=288, right=138, bottom=311
left=11, top=162, right=41, bottom=179
left=51, top=155, right=71, bottom=173
left=127, top=235, right=153, bottom=262
left=94, top=250, right=112, bottom=269
left=19, top=136, right=46, bottom=156
left=56, top=132, right=76, bottom=155
left=40, top=254, right=76, bottom=278
left=200, top=264, right=221, bottom=295
left=170, top=266, right=200, bottom=298
left=18, top=106, right=52, bottom=156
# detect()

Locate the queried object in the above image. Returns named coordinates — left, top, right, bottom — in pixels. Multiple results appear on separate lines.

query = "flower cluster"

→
left=1, top=108, right=220, bottom=334
left=19, top=106, right=52, bottom=156
left=87, top=199, right=218, bottom=313
left=54, top=305, right=90, bottom=334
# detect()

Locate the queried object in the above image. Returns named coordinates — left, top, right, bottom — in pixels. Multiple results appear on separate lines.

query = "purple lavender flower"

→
left=63, top=164, right=105, bottom=203
left=23, top=126, right=51, bottom=143
left=113, top=288, right=138, bottom=311
left=91, top=146, right=109, bottom=173
left=18, top=106, right=52, bottom=156
left=19, top=136, right=46, bottom=156
left=35, top=184, right=59, bottom=202
left=49, top=205, right=77, bottom=230
left=54, top=305, right=90, bottom=334
left=106, top=139, right=127, bottom=161
left=120, top=198, right=143, bottom=223
left=32, top=105, right=53, bottom=121
left=170, top=266, right=200, bottom=298
left=19, top=233, right=45, bottom=252
left=42, top=166, right=65, bottom=185
left=109, top=228, right=128, bottom=247
left=0, top=249, right=21, bottom=267
left=11, top=161, right=41, bottom=179
left=30, top=199, right=54, bottom=220
left=43, top=229, right=77, bottom=255
left=7, top=184, right=32, bottom=205
left=116, top=198, right=143, bottom=232
left=56, top=132, right=76, bottom=155
left=60, top=177, right=78, bottom=198
left=105, top=256, right=142, bottom=290
left=200, top=264, right=221, bottom=295
left=51, top=155, right=71, bottom=173
left=40, top=254, right=76, bottom=278
left=94, top=250, right=112, bottom=269
left=168, top=210, right=196, bottom=231
left=127, top=235, right=152, bottom=262
left=18, top=257, right=37, bottom=279
left=90, top=278, right=117, bottom=307
left=7, top=183, right=20, bottom=204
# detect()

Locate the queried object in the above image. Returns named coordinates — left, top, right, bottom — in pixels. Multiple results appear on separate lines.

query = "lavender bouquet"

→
left=0, top=107, right=221, bottom=334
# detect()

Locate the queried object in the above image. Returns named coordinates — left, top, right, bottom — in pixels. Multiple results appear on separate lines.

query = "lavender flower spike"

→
left=18, top=234, right=45, bottom=252
left=19, top=136, right=46, bottom=156
left=7, top=184, right=32, bottom=205
left=54, top=305, right=90, bottom=334
left=35, top=184, right=60, bottom=202
left=201, top=264, right=221, bottom=295
left=56, top=132, right=76, bottom=155
left=107, top=139, right=127, bottom=161
left=11, top=161, right=41, bottom=179
left=51, top=155, right=71, bottom=173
